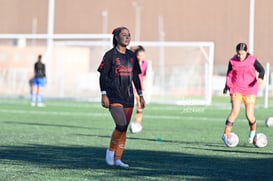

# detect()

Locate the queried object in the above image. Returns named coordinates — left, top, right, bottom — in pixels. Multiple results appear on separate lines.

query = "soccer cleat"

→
left=31, top=103, right=36, bottom=107
left=248, top=131, right=256, bottom=143
left=105, top=149, right=114, bottom=166
left=130, top=122, right=143, bottom=134
left=114, top=159, right=129, bottom=168
left=37, top=103, right=45, bottom=107
left=222, top=134, right=228, bottom=145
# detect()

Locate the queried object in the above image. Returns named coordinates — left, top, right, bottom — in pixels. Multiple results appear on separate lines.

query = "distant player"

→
left=130, top=45, right=149, bottom=133
left=222, top=43, right=264, bottom=144
left=31, top=54, right=46, bottom=107
left=97, top=26, right=146, bottom=168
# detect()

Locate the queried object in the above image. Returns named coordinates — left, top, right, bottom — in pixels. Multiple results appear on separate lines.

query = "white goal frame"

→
left=130, top=41, right=214, bottom=105
left=54, top=40, right=214, bottom=105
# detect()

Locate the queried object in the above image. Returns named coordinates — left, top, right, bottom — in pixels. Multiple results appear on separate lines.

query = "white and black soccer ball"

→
left=253, top=133, right=268, bottom=148
left=129, top=122, right=143, bottom=134
left=265, top=117, right=273, bottom=127
left=225, top=132, right=239, bottom=147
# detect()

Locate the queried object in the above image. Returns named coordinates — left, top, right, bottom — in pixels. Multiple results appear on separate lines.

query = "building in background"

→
left=1, top=0, right=273, bottom=65
left=0, top=0, right=272, bottom=103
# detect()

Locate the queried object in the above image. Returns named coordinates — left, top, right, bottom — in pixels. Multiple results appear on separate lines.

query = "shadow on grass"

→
left=76, top=133, right=273, bottom=155
left=0, top=144, right=272, bottom=180
left=3, top=121, right=107, bottom=131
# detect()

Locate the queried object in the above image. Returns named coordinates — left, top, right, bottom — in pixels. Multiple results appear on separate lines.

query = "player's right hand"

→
left=139, top=96, right=146, bottom=109
left=101, top=95, right=110, bottom=108
left=223, top=87, right=228, bottom=94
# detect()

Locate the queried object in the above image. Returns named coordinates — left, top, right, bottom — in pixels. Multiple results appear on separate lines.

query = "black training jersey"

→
left=97, top=48, right=142, bottom=107
left=34, top=62, right=46, bottom=78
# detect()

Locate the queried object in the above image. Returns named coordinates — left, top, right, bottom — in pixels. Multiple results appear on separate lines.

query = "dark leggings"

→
left=109, top=104, right=133, bottom=131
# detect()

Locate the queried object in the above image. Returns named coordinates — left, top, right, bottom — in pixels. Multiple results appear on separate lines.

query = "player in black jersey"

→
left=31, top=54, right=46, bottom=107
left=97, top=26, right=146, bottom=168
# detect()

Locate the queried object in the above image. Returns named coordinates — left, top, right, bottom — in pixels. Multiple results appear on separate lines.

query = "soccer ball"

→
left=253, top=133, right=268, bottom=148
left=224, top=132, right=239, bottom=147
left=265, top=117, right=273, bottom=127
left=129, top=122, right=142, bottom=134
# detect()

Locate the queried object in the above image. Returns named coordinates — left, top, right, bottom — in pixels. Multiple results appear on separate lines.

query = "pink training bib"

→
left=226, top=55, right=258, bottom=95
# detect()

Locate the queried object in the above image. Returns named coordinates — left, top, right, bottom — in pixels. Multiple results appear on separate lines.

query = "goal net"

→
left=133, top=41, right=215, bottom=105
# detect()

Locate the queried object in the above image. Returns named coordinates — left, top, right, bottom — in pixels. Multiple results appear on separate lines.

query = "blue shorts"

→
left=33, top=78, right=46, bottom=87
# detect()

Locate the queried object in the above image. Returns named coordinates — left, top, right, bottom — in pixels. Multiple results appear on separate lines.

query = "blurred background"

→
left=0, top=0, right=273, bottom=105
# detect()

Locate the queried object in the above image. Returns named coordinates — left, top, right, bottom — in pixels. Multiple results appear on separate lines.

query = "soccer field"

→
left=0, top=98, right=272, bottom=181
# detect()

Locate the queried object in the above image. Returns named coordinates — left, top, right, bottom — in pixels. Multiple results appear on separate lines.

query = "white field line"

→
left=0, top=109, right=101, bottom=117
left=0, top=100, right=100, bottom=108
left=0, top=108, right=253, bottom=122
left=0, top=108, right=208, bottom=120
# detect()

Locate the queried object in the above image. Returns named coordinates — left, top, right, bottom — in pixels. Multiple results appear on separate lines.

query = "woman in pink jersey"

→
left=129, top=45, right=149, bottom=133
left=222, top=42, right=264, bottom=145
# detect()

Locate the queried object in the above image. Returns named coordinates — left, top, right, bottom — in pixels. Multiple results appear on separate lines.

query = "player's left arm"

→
left=133, top=59, right=146, bottom=109
left=141, top=61, right=149, bottom=90
left=43, top=64, right=46, bottom=84
left=254, top=59, right=265, bottom=84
